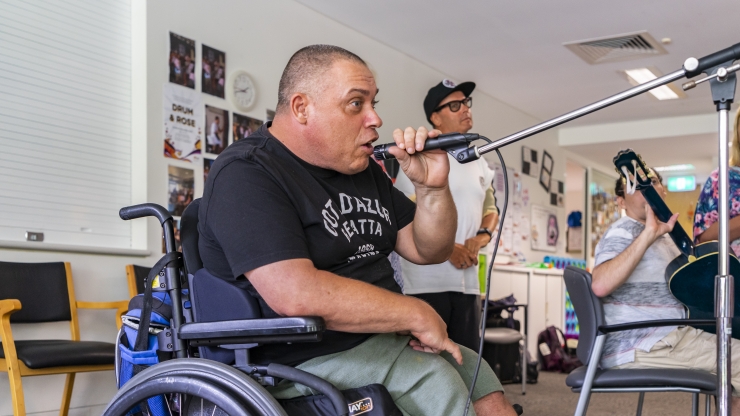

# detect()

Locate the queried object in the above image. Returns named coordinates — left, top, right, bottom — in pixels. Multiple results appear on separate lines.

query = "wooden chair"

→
left=0, top=261, right=129, bottom=416
left=124, top=264, right=151, bottom=297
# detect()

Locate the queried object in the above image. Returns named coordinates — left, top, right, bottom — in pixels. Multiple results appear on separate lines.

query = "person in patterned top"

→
left=694, top=110, right=740, bottom=255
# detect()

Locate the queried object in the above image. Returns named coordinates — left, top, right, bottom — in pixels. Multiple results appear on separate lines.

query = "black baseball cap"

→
left=423, top=79, right=476, bottom=124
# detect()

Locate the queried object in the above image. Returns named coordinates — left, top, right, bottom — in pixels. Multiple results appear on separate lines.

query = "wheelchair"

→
left=104, top=200, right=400, bottom=416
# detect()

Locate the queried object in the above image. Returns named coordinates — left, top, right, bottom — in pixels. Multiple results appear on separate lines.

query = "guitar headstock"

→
left=613, top=149, right=655, bottom=192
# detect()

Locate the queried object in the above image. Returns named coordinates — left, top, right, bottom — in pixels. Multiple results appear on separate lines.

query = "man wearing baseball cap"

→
left=395, top=79, right=499, bottom=351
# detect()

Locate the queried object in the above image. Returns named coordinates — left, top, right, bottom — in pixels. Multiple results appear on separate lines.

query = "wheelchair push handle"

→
left=119, top=203, right=172, bottom=225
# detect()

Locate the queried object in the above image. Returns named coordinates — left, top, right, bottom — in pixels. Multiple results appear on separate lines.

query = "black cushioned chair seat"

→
left=565, top=366, right=717, bottom=392
left=0, top=340, right=115, bottom=369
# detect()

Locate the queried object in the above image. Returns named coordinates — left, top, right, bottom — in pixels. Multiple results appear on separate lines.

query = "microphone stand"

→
left=462, top=43, right=739, bottom=415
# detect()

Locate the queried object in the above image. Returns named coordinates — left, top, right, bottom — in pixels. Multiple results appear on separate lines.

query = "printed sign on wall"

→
left=531, top=204, right=558, bottom=252
left=163, top=83, right=203, bottom=162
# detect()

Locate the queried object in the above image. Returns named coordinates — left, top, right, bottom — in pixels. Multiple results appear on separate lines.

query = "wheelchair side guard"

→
left=279, top=383, right=402, bottom=416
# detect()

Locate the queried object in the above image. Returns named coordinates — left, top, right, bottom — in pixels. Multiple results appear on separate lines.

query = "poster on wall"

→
left=550, top=180, right=564, bottom=207
left=488, top=161, right=528, bottom=261
left=489, top=162, right=518, bottom=215
left=232, top=113, right=263, bottom=141
left=521, top=146, right=538, bottom=177
left=169, top=32, right=195, bottom=89
left=202, top=45, right=226, bottom=98
left=539, top=150, right=554, bottom=192
left=163, top=83, right=203, bottom=162
left=531, top=204, right=558, bottom=252
left=204, top=105, right=229, bottom=155
left=167, top=165, right=194, bottom=217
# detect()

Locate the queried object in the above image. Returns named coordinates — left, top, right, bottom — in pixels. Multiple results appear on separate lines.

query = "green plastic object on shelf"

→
left=524, top=262, right=551, bottom=269
left=478, top=254, right=487, bottom=294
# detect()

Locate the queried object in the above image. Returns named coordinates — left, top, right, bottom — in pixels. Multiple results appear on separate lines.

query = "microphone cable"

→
left=463, top=139, right=509, bottom=416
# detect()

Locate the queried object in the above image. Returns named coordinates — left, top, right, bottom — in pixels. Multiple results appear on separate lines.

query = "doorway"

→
left=564, top=160, right=587, bottom=258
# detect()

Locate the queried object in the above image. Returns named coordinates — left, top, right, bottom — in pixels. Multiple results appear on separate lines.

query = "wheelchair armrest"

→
left=179, top=316, right=326, bottom=346
left=598, top=319, right=715, bottom=334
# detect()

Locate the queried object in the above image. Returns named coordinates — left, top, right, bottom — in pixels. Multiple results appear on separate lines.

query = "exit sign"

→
left=667, top=176, right=696, bottom=192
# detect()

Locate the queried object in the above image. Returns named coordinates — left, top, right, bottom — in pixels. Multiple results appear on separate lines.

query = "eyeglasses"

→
left=435, top=96, right=473, bottom=113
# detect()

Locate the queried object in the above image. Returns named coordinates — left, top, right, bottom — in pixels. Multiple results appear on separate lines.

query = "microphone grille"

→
left=373, top=145, right=389, bottom=160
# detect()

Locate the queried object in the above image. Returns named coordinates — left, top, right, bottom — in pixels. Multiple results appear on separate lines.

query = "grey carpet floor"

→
left=502, top=371, right=714, bottom=415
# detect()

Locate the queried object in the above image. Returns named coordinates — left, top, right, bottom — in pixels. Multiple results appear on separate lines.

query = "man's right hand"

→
left=388, top=126, right=450, bottom=190
left=409, top=301, right=463, bottom=365
left=449, top=243, right=477, bottom=269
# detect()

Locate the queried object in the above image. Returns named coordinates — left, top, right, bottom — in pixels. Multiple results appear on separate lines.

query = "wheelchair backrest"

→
left=180, top=198, right=262, bottom=364
left=562, top=266, right=605, bottom=365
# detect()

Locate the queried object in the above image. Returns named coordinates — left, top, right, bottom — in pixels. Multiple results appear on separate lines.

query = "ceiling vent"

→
left=564, top=31, right=667, bottom=65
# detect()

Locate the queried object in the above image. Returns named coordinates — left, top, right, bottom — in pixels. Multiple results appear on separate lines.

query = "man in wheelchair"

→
left=592, top=173, right=740, bottom=413
left=197, top=44, right=517, bottom=415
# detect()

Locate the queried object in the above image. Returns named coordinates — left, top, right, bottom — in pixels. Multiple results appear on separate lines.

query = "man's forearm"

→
left=411, top=184, right=457, bottom=262
left=246, top=259, right=434, bottom=334
left=592, top=233, right=652, bottom=297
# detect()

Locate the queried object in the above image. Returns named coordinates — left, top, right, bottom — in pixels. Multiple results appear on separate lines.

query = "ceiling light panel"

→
left=622, top=68, right=684, bottom=100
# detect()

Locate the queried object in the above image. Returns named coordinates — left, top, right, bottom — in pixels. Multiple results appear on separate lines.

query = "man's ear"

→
left=616, top=196, right=626, bottom=210
left=429, top=112, right=441, bottom=130
left=290, top=93, right=310, bottom=125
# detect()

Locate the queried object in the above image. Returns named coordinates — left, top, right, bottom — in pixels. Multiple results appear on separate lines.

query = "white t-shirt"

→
left=394, top=154, right=494, bottom=295
left=594, top=216, right=685, bottom=368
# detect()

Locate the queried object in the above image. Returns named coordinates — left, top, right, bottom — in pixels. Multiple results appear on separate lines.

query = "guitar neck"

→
left=640, top=186, right=694, bottom=257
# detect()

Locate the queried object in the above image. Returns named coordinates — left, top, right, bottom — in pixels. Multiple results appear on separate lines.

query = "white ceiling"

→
left=295, top=0, right=739, bottom=126
left=295, top=0, right=739, bottom=179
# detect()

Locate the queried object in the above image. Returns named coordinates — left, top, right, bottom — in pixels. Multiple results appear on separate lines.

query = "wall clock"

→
left=229, top=70, right=256, bottom=111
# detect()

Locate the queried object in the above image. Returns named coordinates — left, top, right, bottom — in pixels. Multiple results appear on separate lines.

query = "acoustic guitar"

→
left=613, top=149, right=740, bottom=336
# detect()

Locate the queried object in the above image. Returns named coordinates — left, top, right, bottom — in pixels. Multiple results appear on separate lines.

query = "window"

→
left=0, top=0, right=134, bottom=249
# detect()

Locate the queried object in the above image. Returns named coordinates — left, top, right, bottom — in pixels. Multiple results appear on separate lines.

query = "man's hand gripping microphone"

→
left=373, top=132, right=482, bottom=164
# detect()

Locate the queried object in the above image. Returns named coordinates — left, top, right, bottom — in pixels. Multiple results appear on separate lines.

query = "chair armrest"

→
left=599, top=319, right=715, bottom=334
left=0, top=299, right=21, bottom=317
left=179, top=316, right=325, bottom=346
left=0, top=300, right=21, bottom=365
left=76, top=300, right=129, bottom=330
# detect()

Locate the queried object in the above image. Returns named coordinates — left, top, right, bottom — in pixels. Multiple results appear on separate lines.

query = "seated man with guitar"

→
left=592, top=165, right=740, bottom=413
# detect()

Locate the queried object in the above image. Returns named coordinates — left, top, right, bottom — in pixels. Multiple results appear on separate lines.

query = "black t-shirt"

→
left=198, top=123, right=416, bottom=366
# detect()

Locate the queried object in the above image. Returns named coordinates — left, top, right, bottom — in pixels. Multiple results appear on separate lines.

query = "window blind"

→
left=0, top=0, right=133, bottom=248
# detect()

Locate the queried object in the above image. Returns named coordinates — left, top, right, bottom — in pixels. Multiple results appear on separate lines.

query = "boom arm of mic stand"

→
left=474, top=69, right=687, bottom=156
left=473, top=43, right=740, bottom=157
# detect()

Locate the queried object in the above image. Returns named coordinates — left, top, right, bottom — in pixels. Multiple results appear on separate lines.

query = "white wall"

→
left=0, top=1, right=573, bottom=413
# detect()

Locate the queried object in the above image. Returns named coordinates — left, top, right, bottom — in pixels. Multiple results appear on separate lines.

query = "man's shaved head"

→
left=277, top=44, right=367, bottom=112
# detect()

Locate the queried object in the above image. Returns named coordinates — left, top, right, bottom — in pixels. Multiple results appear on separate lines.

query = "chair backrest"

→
left=0, top=261, right=72, bottom=323
left=180, top=198, right=262, bottom=364
left=563, top=266, right=605, bottom=365
left=126, top=264, right=151, bottom=296
left=180, top=199, right=203, bottom=275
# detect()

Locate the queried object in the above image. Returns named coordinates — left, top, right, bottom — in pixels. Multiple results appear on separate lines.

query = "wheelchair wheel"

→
left=106, top=374, right=246, bottom=415
left=105, top=358, right=287, bottom=416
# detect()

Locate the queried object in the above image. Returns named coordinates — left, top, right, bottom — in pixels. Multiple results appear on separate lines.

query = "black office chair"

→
left=104, top=201, right=401, bottom=416
left=563, top=266, right=718, bottom=416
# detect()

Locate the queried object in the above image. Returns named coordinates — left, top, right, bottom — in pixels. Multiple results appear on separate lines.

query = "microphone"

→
left=373, top=132, right=479, bottom=160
